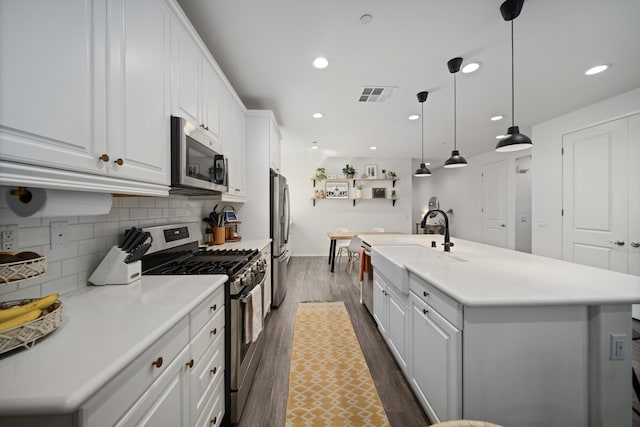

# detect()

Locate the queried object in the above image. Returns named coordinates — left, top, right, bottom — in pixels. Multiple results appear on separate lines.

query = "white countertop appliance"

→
left=141, top=222, right=268, bottom=425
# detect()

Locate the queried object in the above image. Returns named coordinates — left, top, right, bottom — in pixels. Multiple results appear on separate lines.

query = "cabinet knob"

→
left=200, top=123, right=206, bottom=129
left=98, top=154, right=110, bottom=162
left=423, top=309, right=429, bottom=315
left=113, top=158, right=124, bottom=166
left=210, top=366, right=217, bottom=375
left=205, top=126, right=209, bottom=131
left=210, top=304, right=217, bottom=311
left=151, top=357, right=163, bottom=368
left=235, top=188, right=241, bottom=192
left=609, top=240, right=625, bottom=246
left=423, top=291, right=429, bottom=298
left=210, top=417, right=217, bottom=425
left=210, top=328, right=217, bottom=336
left=631, top=242, right=640, bottom=248
left=186, top=359, right=194, bottom=368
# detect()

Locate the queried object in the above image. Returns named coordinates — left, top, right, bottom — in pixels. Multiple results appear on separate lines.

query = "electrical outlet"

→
left=50, top=221, right=70, bottom=249
left=610, top=334, right=626, bottom=360
left=0, top=226, right=18, bottom=252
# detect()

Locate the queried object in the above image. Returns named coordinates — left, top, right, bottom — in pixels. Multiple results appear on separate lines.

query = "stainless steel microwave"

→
left=170, top=116, right=228, bottom=195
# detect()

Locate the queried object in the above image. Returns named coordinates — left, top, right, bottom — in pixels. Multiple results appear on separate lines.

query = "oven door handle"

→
left=232, top=272, right=266, bottom=302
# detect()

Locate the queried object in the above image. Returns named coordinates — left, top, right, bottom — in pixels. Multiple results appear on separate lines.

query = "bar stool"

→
left=335, top=228, right=350, bottom=268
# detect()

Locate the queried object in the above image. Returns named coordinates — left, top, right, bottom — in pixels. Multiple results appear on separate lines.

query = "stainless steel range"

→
left=141, top=222, right=267, bottom=425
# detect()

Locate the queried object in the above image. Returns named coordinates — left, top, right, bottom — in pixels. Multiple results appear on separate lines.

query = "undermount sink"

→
left=371, top=245, right=467, bottom=294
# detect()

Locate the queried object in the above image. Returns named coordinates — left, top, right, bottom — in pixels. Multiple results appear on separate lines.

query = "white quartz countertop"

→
left=366, top=234, right=640, bottom=306
left=0, top=275, right=227, bottom=415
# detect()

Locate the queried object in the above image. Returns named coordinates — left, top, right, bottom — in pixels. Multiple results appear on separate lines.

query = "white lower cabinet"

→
left=373, top=271, right=409, bottom=374
left=81, top=286, right=226, bottom=427
left=409, top=291, right=461, bottom=423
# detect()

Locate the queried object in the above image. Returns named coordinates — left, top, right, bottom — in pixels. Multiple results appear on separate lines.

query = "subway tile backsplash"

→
left=0, top=194, right=213, bottom=301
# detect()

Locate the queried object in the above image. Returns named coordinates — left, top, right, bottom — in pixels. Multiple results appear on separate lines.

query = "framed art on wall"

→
left=365, top=164, right=377, bottom=179
left=325, top=181, right=349, bottom=199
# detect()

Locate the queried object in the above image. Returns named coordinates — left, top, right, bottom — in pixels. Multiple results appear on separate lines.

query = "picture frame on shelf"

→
left=372, top=187, right=386, bottom=199
left=325, top=181, right=349, bottom=199
left=365, top=164, right=378, bottom=179
left=326, top=173, right=337, bottom=179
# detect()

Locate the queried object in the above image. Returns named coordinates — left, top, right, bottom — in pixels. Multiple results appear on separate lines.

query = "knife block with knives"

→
left=89, top=227, right=152, bottom=286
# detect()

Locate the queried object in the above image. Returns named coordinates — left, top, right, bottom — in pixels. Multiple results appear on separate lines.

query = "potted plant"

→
left=388, top=171, right=397, bottom=180
left=342, top=164, right=356, bottom=178
left=315, top=167, right=327, bottom=180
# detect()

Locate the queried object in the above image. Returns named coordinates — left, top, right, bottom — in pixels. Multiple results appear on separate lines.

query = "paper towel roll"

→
left=6, top=187, right=113, bottom=217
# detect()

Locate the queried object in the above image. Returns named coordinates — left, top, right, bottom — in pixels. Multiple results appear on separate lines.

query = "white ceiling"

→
left=177, top=0, right=640, bottom=166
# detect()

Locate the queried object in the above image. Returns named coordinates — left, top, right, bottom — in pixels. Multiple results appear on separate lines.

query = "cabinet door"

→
left=409, top=292, right=461, bottom=423
left=172, top=21, right=201, bottom=125
left=269, top=120, right=281, bottom=172
left=108, top=0, right=170, bottom=184
left=0, top=0, right=105, bottom=173
left=116, top=346, right=190, bottom=427
left=387, top=286, right=408, bottom=373
left=372, top=274, right=387, bottom=335
left=223, top=90, right=246, bottom=199
left=202, top=61, right=221, bottom=141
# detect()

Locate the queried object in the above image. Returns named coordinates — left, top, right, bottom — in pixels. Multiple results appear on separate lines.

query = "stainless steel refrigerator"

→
left=270, top=170, right=290, bottom=307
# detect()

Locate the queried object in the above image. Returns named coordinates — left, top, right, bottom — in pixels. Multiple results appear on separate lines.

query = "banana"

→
left=0, top=309, right=41, bottom=332
left=0, top=293, right=59, bottom=322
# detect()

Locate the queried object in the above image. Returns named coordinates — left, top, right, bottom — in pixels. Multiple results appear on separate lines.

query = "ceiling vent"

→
left=359, top=86, right=395, bottom=103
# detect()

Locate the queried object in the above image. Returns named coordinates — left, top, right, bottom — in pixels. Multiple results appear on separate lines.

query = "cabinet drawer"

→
left=190, top=286, right=224, bottom=339
left=82, top=316, right=189, bottom=426
left=193, top=374, right=224, bottom=427
left=190, top=333, right=225, bottom=422
left=409, top=273, right=462, bottom=329
left=191, top=305, right=225, bottom=361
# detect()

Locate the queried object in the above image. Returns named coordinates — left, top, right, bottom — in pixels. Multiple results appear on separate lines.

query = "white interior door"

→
left=628, top=114, right=640, bottom=318
left=482, top=160, right=508, bottom=248
left=562, top=119, right=628, bottom=273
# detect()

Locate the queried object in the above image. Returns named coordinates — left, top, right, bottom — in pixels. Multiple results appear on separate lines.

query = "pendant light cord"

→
left=421, top=101, right=425, bottom=162
left=511, top=19, right=515, bottom=127
left=453, top=72, right=457, bottom=150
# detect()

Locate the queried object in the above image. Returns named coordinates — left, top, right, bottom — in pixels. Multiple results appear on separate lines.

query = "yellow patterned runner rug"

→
left=285, top=301, right=390, bottom=427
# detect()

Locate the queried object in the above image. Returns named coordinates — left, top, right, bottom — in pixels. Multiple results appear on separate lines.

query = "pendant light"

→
left=495, top=0, right=532, bottom=152
left=444, top=57, right=468, bottom=168
left=414, top=91, right=432, bottom=177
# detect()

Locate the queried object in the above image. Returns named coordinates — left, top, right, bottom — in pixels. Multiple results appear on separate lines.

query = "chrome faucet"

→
left=420, top=209, right=454, bottom=252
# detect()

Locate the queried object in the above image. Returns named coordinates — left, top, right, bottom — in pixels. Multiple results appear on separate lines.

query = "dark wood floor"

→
left=237, top=256, right=640, bottom=427
left=237, top=256, right=430, bottom=427
left=633, top=319, right=639, bottom=427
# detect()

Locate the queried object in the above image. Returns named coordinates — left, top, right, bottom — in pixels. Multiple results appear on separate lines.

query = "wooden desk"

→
left=326, top=231, right=398, bottom=272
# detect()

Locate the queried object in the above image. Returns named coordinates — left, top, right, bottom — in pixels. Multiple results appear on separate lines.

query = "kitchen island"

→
left=365, top=234, right=640, bottom=427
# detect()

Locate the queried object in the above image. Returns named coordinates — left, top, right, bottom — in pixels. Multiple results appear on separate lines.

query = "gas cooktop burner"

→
left=144, top=248, right=260, bottom=276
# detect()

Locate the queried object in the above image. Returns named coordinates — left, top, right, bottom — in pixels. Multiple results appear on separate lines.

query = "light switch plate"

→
left=610, top=334, right=625, bottom=360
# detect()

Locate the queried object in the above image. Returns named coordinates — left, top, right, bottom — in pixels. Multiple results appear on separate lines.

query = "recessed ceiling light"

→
left=495, top=135, right=507, bottom=139
left=370, top=146, right=377, bottom=150
left=461, top=62, right=480, bottom=74
left=360, top=14, right=373, bottom=25
left=311, top=146, right=319, bottom=150
left=408, top=114, right=420, bottom=121
left=490, top=115, right=504, bottom=121
left=312, top=113, right=323, bottom=118
left=312, top=57, right=329, bottom=69
left=585, top=64, right=609, bottom=75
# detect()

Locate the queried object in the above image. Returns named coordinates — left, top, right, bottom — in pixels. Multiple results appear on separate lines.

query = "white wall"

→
left=0, top=192, right=216, bottom=301
left=412, top=148, right=528, bottom=249
left=531, top=88, right=640, bottom=259
left=280, top=145, right=413, bottom=256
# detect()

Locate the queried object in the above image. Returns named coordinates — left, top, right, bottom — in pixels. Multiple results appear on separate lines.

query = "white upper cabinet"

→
left=108, top=0, right=171, bottom=185
left=172, top=21, right=222, bottom=144
left=223, top=88, right=246, bottom=201
left=0, top=0, right=102, bottom=172
left=269, top=120, right=281, bottom=172
left=0, top=0, right=171, bottom=194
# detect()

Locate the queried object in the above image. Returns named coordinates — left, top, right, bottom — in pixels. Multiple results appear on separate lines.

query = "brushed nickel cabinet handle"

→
left=151, top=357, right=163, bottom=368
left=98, top=154, right=110, bottom=162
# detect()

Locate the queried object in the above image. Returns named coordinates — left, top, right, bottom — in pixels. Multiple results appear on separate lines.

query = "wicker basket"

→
left=0, top=299, right=63, bottom=355
left=0, top=256, right=47, bottom=285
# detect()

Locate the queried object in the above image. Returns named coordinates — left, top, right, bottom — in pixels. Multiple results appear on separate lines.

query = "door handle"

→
left=631, top=242, right=640, bottom=248
left=609, top=240, right=625, bottom=246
